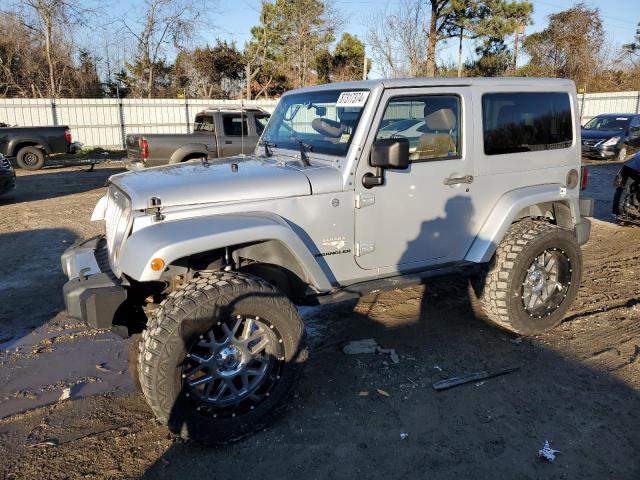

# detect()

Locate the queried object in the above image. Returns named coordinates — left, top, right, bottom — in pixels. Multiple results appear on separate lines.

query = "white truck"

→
left=61, top=77, right=593, bottom=444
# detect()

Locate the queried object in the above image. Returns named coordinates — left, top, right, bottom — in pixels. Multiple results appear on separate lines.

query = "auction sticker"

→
left=336, top=91, right=369, bottom=107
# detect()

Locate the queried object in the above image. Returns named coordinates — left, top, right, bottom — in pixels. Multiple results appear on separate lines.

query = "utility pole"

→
left=513, top=24, right=525, bottom=71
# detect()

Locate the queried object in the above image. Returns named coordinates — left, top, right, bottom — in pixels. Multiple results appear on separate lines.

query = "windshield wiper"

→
left=288, top=135, right=312, bottom=167
left=259, top=139, right=276, bottom=157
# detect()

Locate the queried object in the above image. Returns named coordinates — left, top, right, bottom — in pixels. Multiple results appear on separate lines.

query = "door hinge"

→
left=355, top=241, right=375, bottom=256
left=355, top=193, right=375, bottom=209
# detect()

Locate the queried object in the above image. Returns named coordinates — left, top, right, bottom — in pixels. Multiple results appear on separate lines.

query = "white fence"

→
left=0, top=98, right=279, bottom=149
left=0, top=91, right=639, bottom=149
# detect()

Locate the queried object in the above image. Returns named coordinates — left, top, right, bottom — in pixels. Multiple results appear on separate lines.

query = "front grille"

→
left=104, top=185, right=131, bottom=270
left=0, top=156, right=11, bottom=169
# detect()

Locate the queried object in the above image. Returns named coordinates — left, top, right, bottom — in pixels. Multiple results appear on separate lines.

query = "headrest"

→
left=311, top=118, right=343, bottom=138
left=425, top=108, right=456, bottom=130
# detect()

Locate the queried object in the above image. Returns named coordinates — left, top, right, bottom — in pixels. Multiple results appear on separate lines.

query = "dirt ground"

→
left=0, top=157, right=639, bottom=479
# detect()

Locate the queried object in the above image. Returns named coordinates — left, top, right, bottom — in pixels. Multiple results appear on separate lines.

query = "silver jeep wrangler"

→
left=61, top=78, right=593, bottom=443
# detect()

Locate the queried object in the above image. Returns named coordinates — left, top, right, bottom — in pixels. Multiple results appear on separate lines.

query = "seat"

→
left=412, top=108, right=457, bottom=160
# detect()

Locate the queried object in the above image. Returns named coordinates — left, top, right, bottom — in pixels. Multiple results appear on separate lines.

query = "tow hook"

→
left=146, top=196, right=165, bottom=222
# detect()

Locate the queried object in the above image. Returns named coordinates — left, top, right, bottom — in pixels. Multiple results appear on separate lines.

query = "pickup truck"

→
left=0, top=125, right=82, bottom=170
left=125, top=106, right=271, bottom=169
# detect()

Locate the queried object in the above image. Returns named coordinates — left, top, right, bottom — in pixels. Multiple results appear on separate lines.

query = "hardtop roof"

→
left=287, top=77, right=576, bottom=95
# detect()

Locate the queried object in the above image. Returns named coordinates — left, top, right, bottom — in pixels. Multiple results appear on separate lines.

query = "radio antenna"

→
left=240, top=99, right=245, bottom=156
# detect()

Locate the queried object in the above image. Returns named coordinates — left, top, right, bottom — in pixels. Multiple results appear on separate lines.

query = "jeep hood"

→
left=108, top=156, right=340, bottom=210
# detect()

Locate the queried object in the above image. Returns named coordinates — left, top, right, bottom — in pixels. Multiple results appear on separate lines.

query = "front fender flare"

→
left=117, top=212, right=333, bottom=293
left=465, top=184, right=575, bottom=263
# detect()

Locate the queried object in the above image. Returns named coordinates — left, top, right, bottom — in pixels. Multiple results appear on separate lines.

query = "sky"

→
left=102, top=0, right=640, bottom=78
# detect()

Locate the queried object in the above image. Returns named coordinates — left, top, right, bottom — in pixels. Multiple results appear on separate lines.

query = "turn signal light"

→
left=150, top=258, right=165, bottom=271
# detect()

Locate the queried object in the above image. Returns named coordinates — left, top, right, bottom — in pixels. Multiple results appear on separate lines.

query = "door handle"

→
left=225, top=140, right=232, bottom=144
left=443, top=175, right=474, bottom=186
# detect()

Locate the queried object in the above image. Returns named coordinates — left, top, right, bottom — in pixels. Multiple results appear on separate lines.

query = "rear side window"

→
left=482, top=92, right=573, bottom=155
left=194, top=115, right=214, bottom=132
left=222, top=115, right=248, bottom=136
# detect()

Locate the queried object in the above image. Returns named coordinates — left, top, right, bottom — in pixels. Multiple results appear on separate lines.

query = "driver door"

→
left=354, top=87, right=479, bottom=272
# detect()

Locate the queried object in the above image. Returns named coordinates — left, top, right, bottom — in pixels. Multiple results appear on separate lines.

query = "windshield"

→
left=261, top=89, right=369, bottom=157
left=584, top=116, right=629, bottom=131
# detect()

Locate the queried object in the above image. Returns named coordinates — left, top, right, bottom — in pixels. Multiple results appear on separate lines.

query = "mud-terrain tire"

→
left=16, top=146, right=45, bottom=170
left=473, top=219, right=582, bottom=336
left=138, top=271, right=307, bottom=444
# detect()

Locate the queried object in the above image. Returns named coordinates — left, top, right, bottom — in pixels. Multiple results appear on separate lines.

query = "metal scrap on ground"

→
left=432, top=366, right=520, bottom=391
left=538, top=440, right=561, bottom=462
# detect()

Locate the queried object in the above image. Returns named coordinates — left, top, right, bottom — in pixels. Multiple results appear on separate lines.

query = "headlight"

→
left=602, top=136, right=621, bottom=147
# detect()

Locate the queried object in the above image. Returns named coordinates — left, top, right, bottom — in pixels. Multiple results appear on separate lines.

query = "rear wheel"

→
left=16, top=146, right=45, bottom=170
left=138, top=271, right=306, bottom=444
left=473, top=219, right=582, bottom=336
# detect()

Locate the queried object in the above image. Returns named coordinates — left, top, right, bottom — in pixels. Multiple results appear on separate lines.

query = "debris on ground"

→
left=28, top=438, right=60, bottom=448
left=538, top=440, right=560, bottom=462
left=358, top=390, right=369, bottom=396
left=342, top=338, right=400, bottom=364
left=377, top=346, right=400, bottom=364
left=376, top=388, right=390, bottom=397
left=58, top=387, right=71, bottom=401
left=400, top=433, right=409, bottom=440
left=95, top=363, right=110, bottom=373
left=342, top=338, right=379, bottom=354
left=432, top=366, right=519, bottom=391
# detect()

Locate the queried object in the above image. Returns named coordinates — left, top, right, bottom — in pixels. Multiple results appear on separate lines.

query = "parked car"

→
left=62, top=77, right=593, bottom=444
left=0, top=154, right=15, bottom=196
left=0, top=125, right=82, bottom=170
left=125, top=106, right=271, bottom=169
left=613, top=152, right=640, bottom=224
left=581, top=113, right=640, bottom=161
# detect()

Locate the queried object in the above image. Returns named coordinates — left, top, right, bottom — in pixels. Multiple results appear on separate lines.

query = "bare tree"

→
left=121, top=0, right=208, bottom=98
left=17, top=0, right=88, bottom=97
left=366, top=0, right=429, bottom=78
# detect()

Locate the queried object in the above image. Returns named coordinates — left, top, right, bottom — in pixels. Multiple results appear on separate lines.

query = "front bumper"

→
left=581, top=144, right=617, bottom=159
left=61, top=236, right=127, bottom=329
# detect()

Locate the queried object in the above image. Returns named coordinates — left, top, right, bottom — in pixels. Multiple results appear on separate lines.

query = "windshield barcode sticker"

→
left=336, top=91, right=369, bottom=107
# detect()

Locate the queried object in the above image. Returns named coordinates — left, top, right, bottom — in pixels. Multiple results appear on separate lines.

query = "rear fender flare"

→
left=465, top=184, right=578, bottom=263
left=117, top=212, right=333, bottom=292
left=169, top=144, right=213, bottom=164
left=8, top=136, right=49, bottom=156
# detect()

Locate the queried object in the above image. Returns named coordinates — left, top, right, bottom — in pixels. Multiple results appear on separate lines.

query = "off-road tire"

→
left=137, top=271, right=307, bottom=444
left=16, top=146, right=45, bottom=170
left=473, top=219, right=582, bottom=336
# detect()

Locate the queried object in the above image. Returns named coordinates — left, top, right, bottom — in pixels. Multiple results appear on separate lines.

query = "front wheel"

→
left=473, top=219, right=582, bottom=336
left=137, top=271, right=306, bottom=444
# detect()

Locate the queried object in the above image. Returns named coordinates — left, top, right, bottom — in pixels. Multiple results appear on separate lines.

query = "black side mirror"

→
left=370, top=138, right=410, bottom=169
left=363, top=138, right=410, bottom=188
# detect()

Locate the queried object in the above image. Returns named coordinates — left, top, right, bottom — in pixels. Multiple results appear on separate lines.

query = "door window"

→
left=630, top=116, right=640, bottom=129
left=222, top=114, right=248, bottom=136
left=375, top=95, right=461, bottom=161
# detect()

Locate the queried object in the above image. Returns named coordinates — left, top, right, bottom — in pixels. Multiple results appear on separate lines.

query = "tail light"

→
left=64, top=128, right=72, bottom=143
left=139, top=137, right=149, bottom=159
left=580, top=166, right=589, bottom=190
